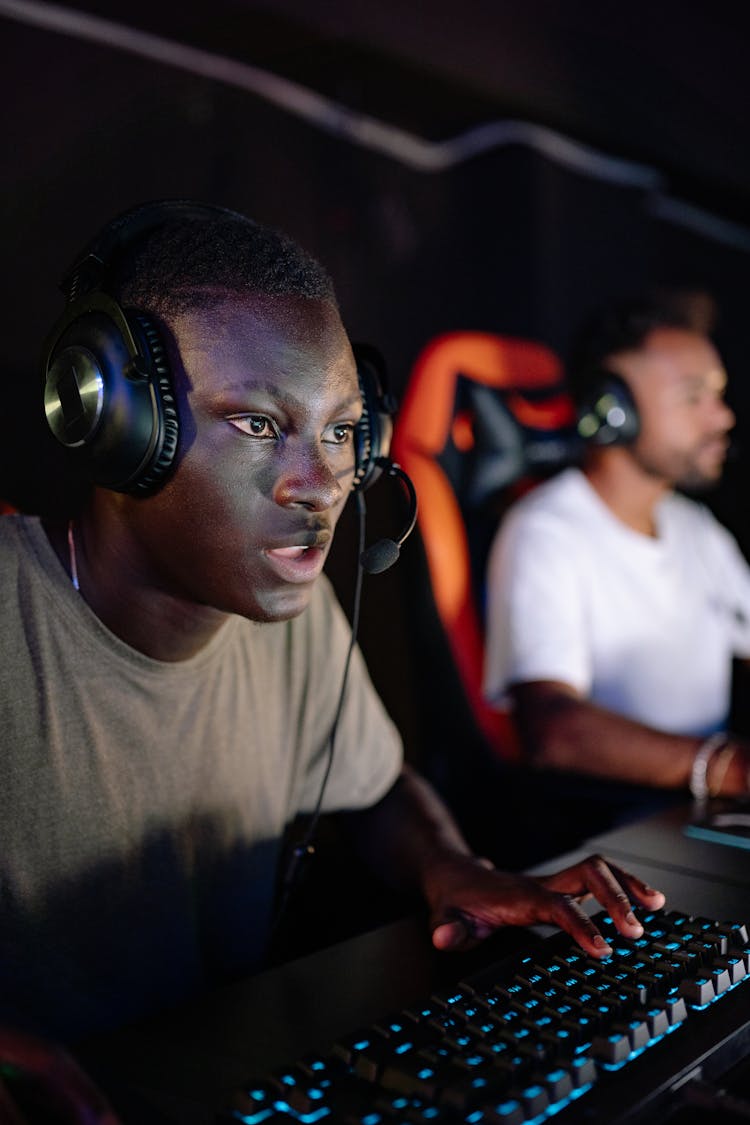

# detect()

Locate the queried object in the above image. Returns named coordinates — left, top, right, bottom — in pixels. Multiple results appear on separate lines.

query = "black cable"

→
left=271, top=489, right=367, bottom=937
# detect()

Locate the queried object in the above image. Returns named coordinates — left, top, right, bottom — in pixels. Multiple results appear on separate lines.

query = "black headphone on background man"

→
left=42, top=199, right=397, bottom=498
left=575, top=367, right=641, bottom=447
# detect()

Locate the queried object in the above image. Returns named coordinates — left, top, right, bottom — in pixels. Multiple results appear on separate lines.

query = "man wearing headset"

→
left=484, top=294, right=750, bottom=829
left=0, top=204, right=663, bottom=1091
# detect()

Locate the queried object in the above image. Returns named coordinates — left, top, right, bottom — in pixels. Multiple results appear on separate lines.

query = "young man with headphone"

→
left=0, top=203, right=662, bottom=1082
left=484, top=294, right=750, bottom=826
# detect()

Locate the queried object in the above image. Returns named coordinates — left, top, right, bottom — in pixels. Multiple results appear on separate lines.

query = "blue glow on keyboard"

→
left=494, top=1099, right=522, bottom=1118
left=273, top=1103, right=331, bottom=1123
left=231, top=909, right=750, bottom=1125
left=685, top=823, right=750, bottom=851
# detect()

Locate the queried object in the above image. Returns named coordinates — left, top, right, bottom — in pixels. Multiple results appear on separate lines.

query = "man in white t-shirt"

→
left=484, top=295, right=750, bottom=808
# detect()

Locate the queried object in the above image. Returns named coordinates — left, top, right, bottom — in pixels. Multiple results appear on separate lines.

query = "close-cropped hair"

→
left=112, top=213, right=339, bottom=323
left=567, top=289, right=717, bottom=403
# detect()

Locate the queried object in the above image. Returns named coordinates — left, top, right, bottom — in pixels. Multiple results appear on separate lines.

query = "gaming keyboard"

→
left=220, top=907, right=750, bottom=1124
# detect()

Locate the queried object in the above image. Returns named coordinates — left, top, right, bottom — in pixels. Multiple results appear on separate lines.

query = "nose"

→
left=272, top=441, right=346, bottom=511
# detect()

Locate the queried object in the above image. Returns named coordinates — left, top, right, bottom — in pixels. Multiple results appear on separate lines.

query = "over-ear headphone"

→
left=576, top=368, right=640, bottom=446
left=42, top=200, right=395, bottom=496
left=351, top=341, right=397, bottom=492
left=42, top=200, right=237, bottom=495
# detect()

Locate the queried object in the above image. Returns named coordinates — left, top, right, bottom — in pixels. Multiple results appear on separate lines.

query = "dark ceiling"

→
left=65, top=0, right=750, bottom=224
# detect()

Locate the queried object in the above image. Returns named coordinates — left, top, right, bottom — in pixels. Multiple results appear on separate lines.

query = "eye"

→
left=324, top=422, right=356, bottom=445
left=227, top=414, right=280, bottom=439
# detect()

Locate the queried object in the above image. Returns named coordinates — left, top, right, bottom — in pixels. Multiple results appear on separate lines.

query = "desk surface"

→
left=78, top=915, right=534, bottom=1124
left=589, top=796, right=750, bottom=889
left=78, top=802, right=750, bottom=1125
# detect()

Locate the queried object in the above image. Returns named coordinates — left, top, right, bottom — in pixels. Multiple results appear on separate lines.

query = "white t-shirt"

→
left=483, top=467, right=750, bottom=735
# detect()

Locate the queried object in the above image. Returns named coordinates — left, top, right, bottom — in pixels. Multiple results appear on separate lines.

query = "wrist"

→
left=708, top=740, right=748, bottom=796
left=689, top=732, right=730, bottom=799
left=420, top=850, right=492, bottom=909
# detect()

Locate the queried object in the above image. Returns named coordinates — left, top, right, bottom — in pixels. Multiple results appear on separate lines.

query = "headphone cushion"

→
left=352, top=349, right=394, bottom=491
left=127, top=312, right=179, bottom=495
left=353, top=398, right=374, bottom=490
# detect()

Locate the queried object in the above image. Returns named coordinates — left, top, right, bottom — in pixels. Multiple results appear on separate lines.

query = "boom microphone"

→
left=360, top=458, right=418, bottom=575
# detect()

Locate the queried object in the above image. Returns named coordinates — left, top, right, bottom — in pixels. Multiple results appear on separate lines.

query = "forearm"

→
left=341, top=765, right=480, bottom=900
left=513, top=682, right=749, bottom=793
left=520, top=690, right=697, bottom=785
left=341, top=763, right=669, bottom=960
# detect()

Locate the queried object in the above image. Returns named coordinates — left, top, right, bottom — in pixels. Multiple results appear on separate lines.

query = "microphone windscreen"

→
left=360, top=538, right=400, bottom=575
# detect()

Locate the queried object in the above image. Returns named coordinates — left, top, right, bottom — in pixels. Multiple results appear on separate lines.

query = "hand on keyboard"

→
left=428, top=853, right=666, bottom=957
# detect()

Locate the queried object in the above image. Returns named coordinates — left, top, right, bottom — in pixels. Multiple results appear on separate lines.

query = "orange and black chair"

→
left=391, top=330, right=578, bottom=763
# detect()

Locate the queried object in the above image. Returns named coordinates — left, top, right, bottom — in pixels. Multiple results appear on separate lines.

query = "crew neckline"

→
left=19, top=514, right=242, bottom=675
left=570, top=467, right=672, bottom=546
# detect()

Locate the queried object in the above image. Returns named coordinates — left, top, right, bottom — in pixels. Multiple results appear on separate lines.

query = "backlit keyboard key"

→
left=713, top=954, right=747, bottom=984
left=678, top=976, right=716, bottom=1005
left=590, top=1031, right=631, bottom=1064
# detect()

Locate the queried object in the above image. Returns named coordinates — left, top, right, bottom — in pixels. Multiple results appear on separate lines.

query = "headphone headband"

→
left=61, top=200, right=248, bottom=303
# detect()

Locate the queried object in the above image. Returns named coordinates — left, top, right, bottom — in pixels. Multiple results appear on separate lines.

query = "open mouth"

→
left=270, top=545, right=314, bottom=560
left=264, top=543, right=327, bottom=583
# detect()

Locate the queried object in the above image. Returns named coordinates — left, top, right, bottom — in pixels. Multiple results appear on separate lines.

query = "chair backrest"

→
left=392, top=331, right=577, bottom=759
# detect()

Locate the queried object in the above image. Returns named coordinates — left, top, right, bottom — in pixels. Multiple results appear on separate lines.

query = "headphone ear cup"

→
left=576, top=369, right=640, bottom=446
left=126, top=312, right=179, bottom=495
left=352, top=344, right=395, bottom=492
left=43, top=293, right=179, bottom=494
left=42, top=200, right=235, bottom=498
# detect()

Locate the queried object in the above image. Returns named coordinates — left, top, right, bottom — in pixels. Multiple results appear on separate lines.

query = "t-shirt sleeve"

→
left=483, top=505, right=592, bottom=703
left=296, top=578, right=403, bottom=813
left=699, top=507, right=750, bottom=659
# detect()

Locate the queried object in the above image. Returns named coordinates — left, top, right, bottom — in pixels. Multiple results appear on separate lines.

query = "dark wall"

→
left=3, top=8, right=750, bottom=774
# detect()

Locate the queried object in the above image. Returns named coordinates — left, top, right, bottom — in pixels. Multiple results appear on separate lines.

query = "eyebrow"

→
left=225, top=381, right=363, bottom=414
left=680, top=371, right=727, bottom=389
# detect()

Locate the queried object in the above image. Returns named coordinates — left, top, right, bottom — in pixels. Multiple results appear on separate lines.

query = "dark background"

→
left=2, top=0, right=750, bottom=857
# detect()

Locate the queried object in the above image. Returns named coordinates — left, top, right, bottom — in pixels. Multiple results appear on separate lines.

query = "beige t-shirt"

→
left=0, top=515, right=402, bottom=1040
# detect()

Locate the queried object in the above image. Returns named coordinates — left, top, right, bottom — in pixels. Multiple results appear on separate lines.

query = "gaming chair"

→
left=391, top=330, right=578, bottom=761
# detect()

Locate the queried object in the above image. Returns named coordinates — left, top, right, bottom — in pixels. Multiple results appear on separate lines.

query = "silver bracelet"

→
left=689, top=732, right=730, bottom=800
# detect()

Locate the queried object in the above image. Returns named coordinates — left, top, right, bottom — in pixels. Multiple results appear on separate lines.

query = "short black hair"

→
left=567, top=289, right=717, bottom=403
left=110, top=211, right=338, bottom=322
